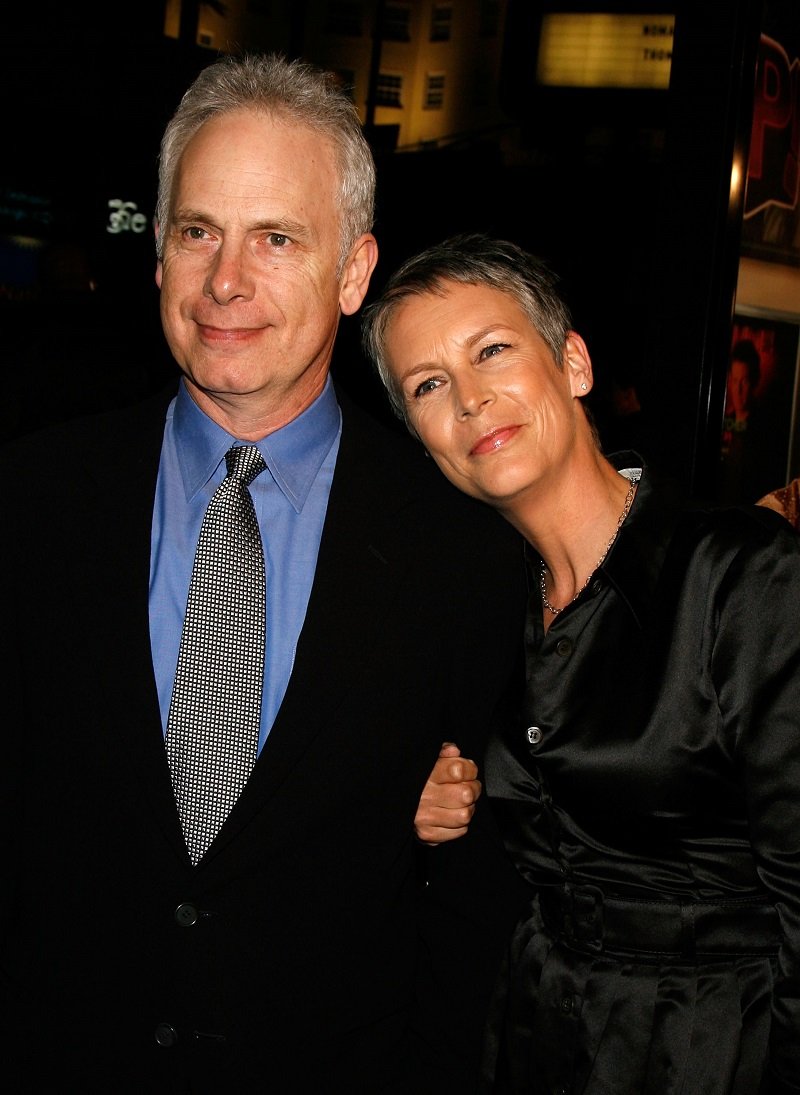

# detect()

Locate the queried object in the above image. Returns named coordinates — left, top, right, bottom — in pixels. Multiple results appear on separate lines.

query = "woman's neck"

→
left=503, top=453, right=637, bottom=630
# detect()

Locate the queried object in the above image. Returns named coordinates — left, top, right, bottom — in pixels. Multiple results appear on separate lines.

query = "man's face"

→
left=727, top=359, right=754, bottom=420
left=156, top=108, right=374, bottom=433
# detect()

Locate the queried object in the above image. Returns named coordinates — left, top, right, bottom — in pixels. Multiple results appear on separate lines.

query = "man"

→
left=719, top=336, right=775, bottom=503
left=0, top=54, right=525, bottom=1092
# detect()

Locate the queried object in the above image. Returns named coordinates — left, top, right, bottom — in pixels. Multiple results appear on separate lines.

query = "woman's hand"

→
left=415, top=742, right=481, bottom=845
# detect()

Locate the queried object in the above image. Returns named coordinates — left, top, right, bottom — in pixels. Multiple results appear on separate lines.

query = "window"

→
left=376, top=72, right=404, bottom=107
left=325, top=1, right=363, bottom=36
left=425, top=73, right=446, bottom=109
left=383, top=4, right=411, bottom=42
left=430, top=5, right=452, bottom=42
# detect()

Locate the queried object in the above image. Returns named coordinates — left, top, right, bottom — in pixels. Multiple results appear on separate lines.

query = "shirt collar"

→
left=601, top=451, right=687, bottom=628
left=173, top=373, right=341, bottom=512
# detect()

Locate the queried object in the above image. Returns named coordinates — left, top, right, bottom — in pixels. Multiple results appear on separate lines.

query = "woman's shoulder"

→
left=683, top=497, right=799, bottom=545
left=666, top=498, right=800, bottom=592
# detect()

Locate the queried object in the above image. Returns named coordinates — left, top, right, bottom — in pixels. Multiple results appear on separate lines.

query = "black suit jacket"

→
left=0, top=383, right=527, bottom=1093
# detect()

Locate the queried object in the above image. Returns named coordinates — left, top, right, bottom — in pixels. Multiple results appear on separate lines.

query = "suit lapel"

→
left=207, top=394, right=421, bottom=852
left=79, top=387, right=191, bottom=860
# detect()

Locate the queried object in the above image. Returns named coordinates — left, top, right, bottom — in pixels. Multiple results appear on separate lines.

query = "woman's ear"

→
left=564, top=331, right=594, bottom=396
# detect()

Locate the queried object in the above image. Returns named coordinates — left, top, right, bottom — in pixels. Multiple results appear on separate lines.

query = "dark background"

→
left=2, top=0, right=789, bottom=501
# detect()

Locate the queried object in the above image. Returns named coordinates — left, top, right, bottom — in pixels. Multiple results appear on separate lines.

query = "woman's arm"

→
left=716, top=513, right=800, bottom=1091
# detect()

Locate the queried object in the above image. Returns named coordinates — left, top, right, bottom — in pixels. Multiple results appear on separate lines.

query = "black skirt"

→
left=483, top=887, right=780, bottom=1095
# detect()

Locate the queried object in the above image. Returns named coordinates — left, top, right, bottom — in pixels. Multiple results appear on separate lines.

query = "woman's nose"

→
left=455, top=375, right=493, bottom=417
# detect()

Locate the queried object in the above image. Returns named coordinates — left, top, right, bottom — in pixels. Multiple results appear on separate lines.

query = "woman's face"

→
left=383, top=280, right=591, bottom=507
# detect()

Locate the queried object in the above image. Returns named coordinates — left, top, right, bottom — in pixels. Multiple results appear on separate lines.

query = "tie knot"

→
left=225, top=445, right=266, bottom=487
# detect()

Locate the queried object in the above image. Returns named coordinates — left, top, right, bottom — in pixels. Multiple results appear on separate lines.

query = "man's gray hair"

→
left=156, top=52, right=376, bottom=272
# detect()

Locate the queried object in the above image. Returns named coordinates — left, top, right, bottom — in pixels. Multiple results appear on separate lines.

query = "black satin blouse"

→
left=484, top=455, right=800, bottom=1095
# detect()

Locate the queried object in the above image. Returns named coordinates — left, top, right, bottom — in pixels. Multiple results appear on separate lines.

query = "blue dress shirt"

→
left=149, top=375, right=341, bottom=754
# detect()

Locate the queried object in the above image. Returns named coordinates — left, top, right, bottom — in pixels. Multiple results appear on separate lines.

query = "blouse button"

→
left=526, top=726, right=542, bottom=745
left=591, top=577, right=603, bottom=594
left=555, top=638, right=572, bottom=657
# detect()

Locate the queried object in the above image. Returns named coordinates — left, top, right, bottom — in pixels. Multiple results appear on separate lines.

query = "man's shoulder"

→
left=338, top=390, right=491, bottom=503
left=335, top=388, right=522, bottom=557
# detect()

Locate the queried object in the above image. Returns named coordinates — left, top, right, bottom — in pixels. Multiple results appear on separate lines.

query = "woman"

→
left=363, top=234, right=800, bottom=1094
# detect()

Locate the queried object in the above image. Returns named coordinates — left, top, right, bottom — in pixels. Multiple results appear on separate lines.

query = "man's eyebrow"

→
left=172, top=210, right=310, bottom=240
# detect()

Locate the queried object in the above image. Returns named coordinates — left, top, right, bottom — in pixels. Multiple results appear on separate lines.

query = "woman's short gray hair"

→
left=156, top=52, right=375, bottom=272
left=361, top=233, right=574, bottom=423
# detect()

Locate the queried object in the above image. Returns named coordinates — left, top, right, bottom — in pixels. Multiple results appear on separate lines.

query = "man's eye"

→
left=480, top=343, right=508, bottom=360
left=414, top=378, right=440, bottom=398
left=185, top=226, right=208, bottom=241
left=267, top=233, right=290, bottom=247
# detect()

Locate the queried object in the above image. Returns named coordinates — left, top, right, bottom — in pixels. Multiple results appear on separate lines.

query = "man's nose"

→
left=205, top=244, right=256, bottom=304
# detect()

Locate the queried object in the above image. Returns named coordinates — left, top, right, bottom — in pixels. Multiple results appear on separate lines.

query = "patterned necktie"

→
left=165, top=444, right=267, bottom=865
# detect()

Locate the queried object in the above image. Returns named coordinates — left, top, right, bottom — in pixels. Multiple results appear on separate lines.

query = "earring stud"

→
left=580, top=382, right=588, bottom=391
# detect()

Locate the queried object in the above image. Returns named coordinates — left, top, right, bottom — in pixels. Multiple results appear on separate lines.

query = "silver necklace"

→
left=540, top=476, right=638, bottom=617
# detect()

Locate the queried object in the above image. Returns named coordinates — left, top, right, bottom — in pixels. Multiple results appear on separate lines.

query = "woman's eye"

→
left=480, top=342, right=508, bottom=360
left=414, top=378, right=440, bottom=398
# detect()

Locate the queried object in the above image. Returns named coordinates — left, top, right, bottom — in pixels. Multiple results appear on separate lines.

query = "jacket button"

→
left=175, top=902, right=199, bottom=927
left=555, top=638, right=573, bottom=657
left=560, top=995, right=574, bottom=1013
left=154, top=1022, right=178, bottom=1048
left=526, top=726, right=542, bottom=745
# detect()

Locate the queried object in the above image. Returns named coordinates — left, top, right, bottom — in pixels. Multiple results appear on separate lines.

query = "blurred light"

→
left=730, top=158, right=744, bottom=203
left=537, top=13, right=675, bottom=90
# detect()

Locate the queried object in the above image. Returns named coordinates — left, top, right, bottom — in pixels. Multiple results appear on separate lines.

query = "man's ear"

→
left=339, top=233, right=379, bottom=316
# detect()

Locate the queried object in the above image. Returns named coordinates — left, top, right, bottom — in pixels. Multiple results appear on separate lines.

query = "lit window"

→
left=425, top=73, right=446, bottom=109
left=383, top=4, right=411, bottom=42
left=376, top=73, right=404, bottom=107
left=430, top=5, right=452, bottom=42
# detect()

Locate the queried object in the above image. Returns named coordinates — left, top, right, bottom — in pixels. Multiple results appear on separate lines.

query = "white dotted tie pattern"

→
left=165, top=444, right=267, bottom=865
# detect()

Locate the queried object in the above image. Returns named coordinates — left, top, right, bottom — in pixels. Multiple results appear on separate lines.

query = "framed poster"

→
left=718, top=306, right=800, bottom=504
left=740, top=8, right=800, bottom=266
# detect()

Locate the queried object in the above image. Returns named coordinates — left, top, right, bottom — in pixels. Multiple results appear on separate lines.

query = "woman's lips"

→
left=470, top=426, right=520, bottom=456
